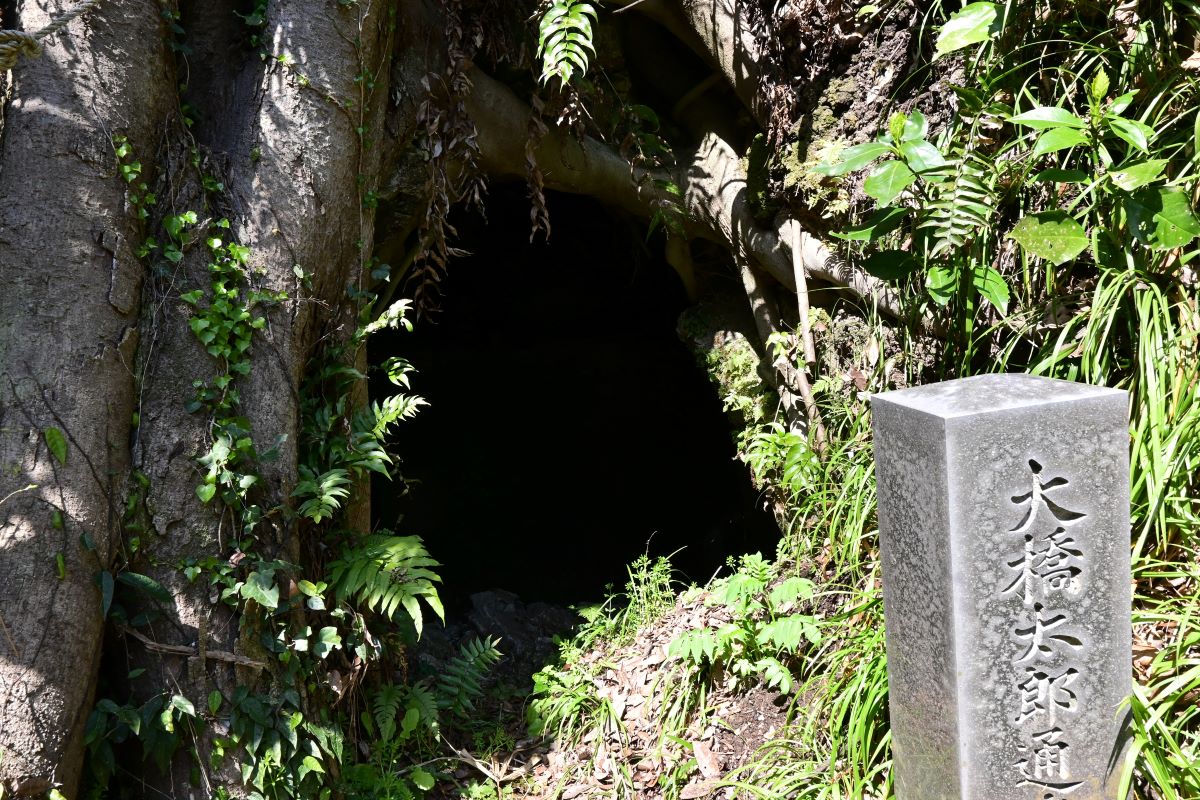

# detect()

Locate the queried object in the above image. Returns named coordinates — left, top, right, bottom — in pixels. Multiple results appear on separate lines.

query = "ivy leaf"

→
left=863, top=160, right=916, bottom=205
left=1109, top=160, right=1168, bottom=192
left=1032, top=127, right=1090, bottom=158
left=1125, top=187, right=1200, bottom=250
left=935, top=2, right=999, bottom=59
left=830, top=206, right=909, bottom=242
left=1008, top=211, right=1089, bottom=265
left=196, top=483, right=217, bottom=504
left=813, top=141, right=891, bottom=176
left=1009, top=107, right=1086, bottom=130
left=44, top=428, right=68, bottom=465
left=170, top=695, right=196, bottom=717
left=862, top=250, right=921, bottom=280
left=972, top=266, right=1010, bottom=313
left=312, top=626, right=342, bottom=659
left=240, top=570, right=280, bottom=610
left=208, top=691, right=222, bottom=716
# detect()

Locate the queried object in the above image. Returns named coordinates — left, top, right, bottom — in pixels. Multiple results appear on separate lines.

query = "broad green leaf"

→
left=926, top=266, right=957, bottom=305
left=208, top=691, right=222, bottom=715
left=829, top=206, right=908, bottom=242
left=813, top=141, right=890, bottom=176
left=900, top=140, right=946, bottom=172
left=196, top=483, right=217, bottom=503
left=863, top=160, right=916, bottom=205
left=1032, top=127, right=1089, bottom=158
left=44, top=428, right=68, bottom=465
left=1106, top=115, right=1154, bottom=153
left=1111, top=91, right=1136, bottom=116
left=117, top=571, right=172, bottom=603
left=1009, top=107, right=1086, bottom=130
left=1008, top=211, right=1089, bottom=265
left=1109, top=160, right=1168, bottom=192
left=862, top=250, right=921, bottom=280
left=240, top=570, right=280, bottom=610
left=971, top=266, right=1010, bottom=313
left=901, top=109, right=928, bottom=142
left=1090, top=69, right=1110, bottom=104
left=301, top=756, right=325, bottom=775
left=412, top=768, right=436, bottom=791
left=170, top=695, right=196, bottom=717
left=935, top=2, right=998, bottom=59
left=1125, top=188, right=1200, bottom=250
left=1194, top=108, right=1200, bottom=158
left=1031, top=168, right=1088, bottom=184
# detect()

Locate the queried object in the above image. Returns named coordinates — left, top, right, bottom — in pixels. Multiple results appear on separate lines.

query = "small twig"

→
left=612, top=0, right=654, bottom=13
left=118, top=624, right=268, bottom=670
left=0, top=483, right=36, bottom=508
left=791, top=225, right=827, bottom=450
left=0, top=610, right=21, bottom=659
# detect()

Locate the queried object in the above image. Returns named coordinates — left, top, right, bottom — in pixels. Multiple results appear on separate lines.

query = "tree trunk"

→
left=0, top=0, right=403, bottom=793
left=0, top=2, right=174, bottom=794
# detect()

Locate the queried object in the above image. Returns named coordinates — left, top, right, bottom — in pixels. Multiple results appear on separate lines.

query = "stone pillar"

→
left=871, top=374, right=1131, bottom=800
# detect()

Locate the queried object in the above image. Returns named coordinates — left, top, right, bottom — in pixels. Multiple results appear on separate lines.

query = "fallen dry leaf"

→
left=692, top=740, right=722, bottom=779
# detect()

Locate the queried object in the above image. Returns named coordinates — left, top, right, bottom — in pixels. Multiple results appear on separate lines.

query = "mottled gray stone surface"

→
left=872, top=374, right=1131, bottom=800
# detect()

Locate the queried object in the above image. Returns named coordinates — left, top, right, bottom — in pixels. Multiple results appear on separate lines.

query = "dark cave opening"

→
left=370, top=187, right=780, bottom=612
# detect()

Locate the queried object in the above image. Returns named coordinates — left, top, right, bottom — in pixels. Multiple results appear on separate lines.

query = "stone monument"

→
left=871, top=374, right=1131, bottom=800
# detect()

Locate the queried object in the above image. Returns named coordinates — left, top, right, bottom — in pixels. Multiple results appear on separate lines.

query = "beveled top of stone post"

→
left=872, top=373, right=1126, bottom=419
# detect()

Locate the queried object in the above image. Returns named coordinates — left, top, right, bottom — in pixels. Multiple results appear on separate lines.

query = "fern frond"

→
left=371, top=393, right=427, bottom=438
left=437, top=636, right=502, bottom=717
left=919, top=148, right=996, bottom=258
left=406, top=680, right=440, bottom=733
left=372, top=683, right=404, bottom=743
left=293, top=467, right=352, bottom=523
left=537, top=0, right=598, bottom=86
left=329, top=535, right=445, bottom=637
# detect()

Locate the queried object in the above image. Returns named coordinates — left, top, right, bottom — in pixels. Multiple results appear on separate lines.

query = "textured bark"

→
left=128, top=0, right=397, bottom=794
left=0, top=1, right=175, bottom=795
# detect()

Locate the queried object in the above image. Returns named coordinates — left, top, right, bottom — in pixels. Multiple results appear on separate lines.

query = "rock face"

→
left=872, top=375, right=1131, bottom=800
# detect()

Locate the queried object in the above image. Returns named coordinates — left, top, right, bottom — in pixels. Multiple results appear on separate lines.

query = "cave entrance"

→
left=370, top=186, right=780, bottom=612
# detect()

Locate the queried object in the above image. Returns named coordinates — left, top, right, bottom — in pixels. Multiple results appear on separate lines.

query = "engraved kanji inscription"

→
left=1014, top=603, right=1084, bottom=663
left=1015, top=728, right=1084, bottom=796
left=1015, top=666, right=1079, bottom=725
left=1004, top=461, right=1087, bottom=605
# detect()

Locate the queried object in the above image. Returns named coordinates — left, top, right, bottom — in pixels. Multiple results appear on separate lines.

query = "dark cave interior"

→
left=370, top=186, right=780, bottom=611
